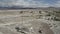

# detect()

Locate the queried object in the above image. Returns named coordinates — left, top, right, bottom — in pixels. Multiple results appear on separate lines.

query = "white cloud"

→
left=13, top=0, right=50, bottom=7
left=0, top=0, right=60, bottom=7
left=52, top=1, right=60, bottom=7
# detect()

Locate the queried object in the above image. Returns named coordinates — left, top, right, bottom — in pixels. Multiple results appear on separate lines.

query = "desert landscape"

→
left=0, top=8, right=60, bottom=34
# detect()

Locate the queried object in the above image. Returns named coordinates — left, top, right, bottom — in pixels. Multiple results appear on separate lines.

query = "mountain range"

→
left=0, top=6, right=60, bottom=10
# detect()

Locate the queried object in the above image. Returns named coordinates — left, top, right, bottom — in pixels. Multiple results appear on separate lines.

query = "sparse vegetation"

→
left=20, top=11, right=23, bottom=14
left=39, top=11, right=42, bottom=14
left=46, top=13, right=51, bottom=16
left=30, top=11, right=33, bottom=13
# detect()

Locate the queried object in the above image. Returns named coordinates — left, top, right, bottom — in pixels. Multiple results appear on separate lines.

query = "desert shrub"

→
left=30, top=11, right=33, bottom=13
left=53, top=17, right=60, bottom=21
left=46, top=14, right=51, bottom=16
left=39, top=11, right=42, bottom=14
left=38, top=30, right=42, bottom=33
left=20, top=11, right=23, bottom=14
left=46, top=13, right=51, bottom=16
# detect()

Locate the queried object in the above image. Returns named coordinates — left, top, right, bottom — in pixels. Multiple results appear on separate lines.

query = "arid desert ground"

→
left=0, top=9, right=60, bottom=34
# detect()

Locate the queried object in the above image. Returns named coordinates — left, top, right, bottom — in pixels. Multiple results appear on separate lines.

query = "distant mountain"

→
left=0, top=6, right=37, bottom=10
left=0, top=6, right=60, bottom=10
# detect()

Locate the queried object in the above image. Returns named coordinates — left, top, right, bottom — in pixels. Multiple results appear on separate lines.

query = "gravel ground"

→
left=0, top=10, right=60, bottom=34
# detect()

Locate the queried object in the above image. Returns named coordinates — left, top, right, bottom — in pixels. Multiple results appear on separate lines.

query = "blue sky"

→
left=0, top=0, right=60, bottom=7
